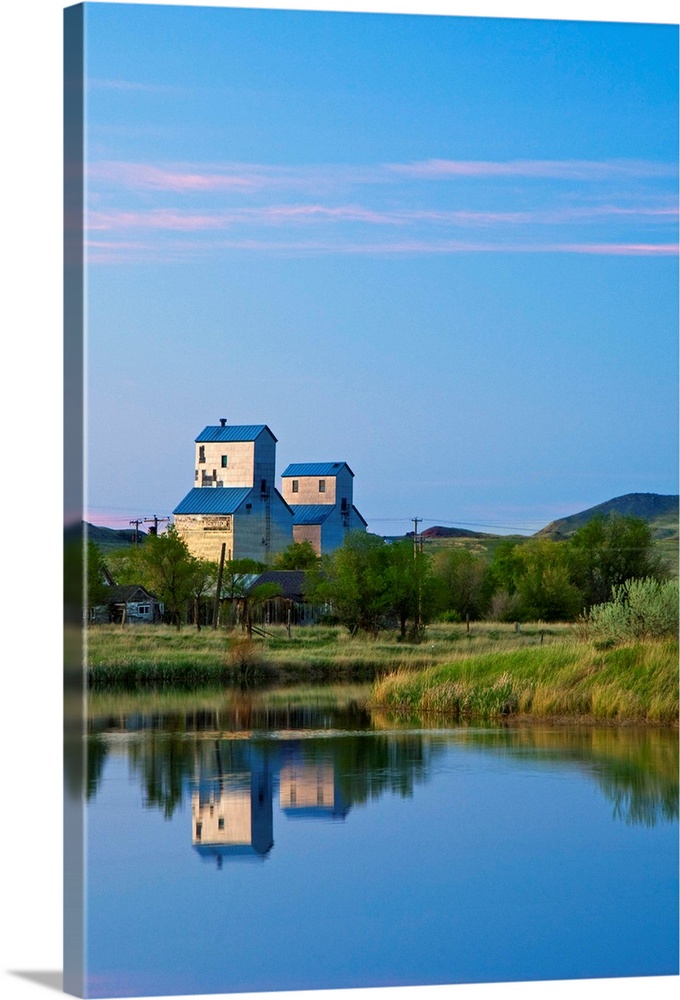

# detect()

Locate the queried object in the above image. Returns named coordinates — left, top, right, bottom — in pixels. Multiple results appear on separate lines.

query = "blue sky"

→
left=81, top=2, right=679, bottom=535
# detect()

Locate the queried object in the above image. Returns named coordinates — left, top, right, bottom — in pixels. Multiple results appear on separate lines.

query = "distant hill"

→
left=419, top=525, right=493, bottom=540
left=535, top=493, right=679, bottom=541
left=65, top=521, right=148, bottom=551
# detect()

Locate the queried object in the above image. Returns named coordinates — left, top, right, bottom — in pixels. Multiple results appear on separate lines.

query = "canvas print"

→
left=64, top=2, right=679, bottom=998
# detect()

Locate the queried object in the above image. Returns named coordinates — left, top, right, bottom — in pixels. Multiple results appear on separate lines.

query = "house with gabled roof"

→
left=90, top=584, right=164, bottom=624
left=173, top=421, right=294, bottom=563
left=280, top=461, right=367, bottom=556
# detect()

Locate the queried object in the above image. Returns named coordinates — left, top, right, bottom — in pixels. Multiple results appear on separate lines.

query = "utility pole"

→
left=412, top=517, right=421, bottom=559
left=213, top=542, right=226, bottom=629
left=144, top=515, right=169, bottom=536
left=129, top=519, right=143, bottom=545
left=412, top=517, right=422, bottom=636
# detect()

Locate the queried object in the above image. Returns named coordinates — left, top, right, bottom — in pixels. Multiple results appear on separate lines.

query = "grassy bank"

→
left=86, top=621, right=571, bottom=688
left=369, top=639, right=679, bottom=725
left=85, top=624, right=678, bottom=726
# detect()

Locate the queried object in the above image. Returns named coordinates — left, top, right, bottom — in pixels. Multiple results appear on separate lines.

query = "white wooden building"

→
left=280, top=462, right=367, bottom=555
left=173, top=422, right=294, bottom=563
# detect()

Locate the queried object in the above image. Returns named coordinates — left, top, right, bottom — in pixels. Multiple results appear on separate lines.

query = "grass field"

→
left=85, top=622, right=678, bottom=726
left=369, top=638, right=679, bottom=726
left=86, top=620, right=573, bottom=688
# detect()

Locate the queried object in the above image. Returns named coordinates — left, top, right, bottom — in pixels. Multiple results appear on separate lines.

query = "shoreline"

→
left=84, top=623, right=678, bottom=726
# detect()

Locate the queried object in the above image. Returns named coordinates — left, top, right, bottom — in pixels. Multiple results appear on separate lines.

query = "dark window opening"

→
left=292, top=480, right=299, bottom=493
left=318, top=480, right=326, bottom=493
left=198, top=445, right=205, bottom=463
left=221, top=455, right=228, bottom=468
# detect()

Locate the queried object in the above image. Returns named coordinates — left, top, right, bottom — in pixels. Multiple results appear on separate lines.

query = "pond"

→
left=81, top=688, right=678, bottom=998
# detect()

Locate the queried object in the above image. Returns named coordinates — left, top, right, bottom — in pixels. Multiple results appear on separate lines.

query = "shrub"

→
left=584, top=577, right=679, bottom=643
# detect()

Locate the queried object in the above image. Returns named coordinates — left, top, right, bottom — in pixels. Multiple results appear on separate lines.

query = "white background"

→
left=0, top=2, right=677, bottom=1000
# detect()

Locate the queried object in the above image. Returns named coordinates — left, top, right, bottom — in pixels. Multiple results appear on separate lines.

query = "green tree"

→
left=86, top=540, right=110, bottom=609
left=273, top=539, right=319, bottom=570
left=432, top=548, right=487, bottom=621
left=485, top=538, right=581, bottom=621
left=104, top=544, right=145, bottom=586
left=384, top=540, right=438, bottom=640
left=513, top=539, right=582, bottom=621
left=484, top=539, right=524, bottom=597
left=138, top=525, right=208, bottom=629
left=306, top=531, right=392, bottom=636
left=569, top=514, right=667, bottom=608
left=188, top=558, right=219, bottom=631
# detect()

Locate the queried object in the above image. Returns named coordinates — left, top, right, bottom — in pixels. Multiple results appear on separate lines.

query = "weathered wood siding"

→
left=174, top=513, right=235, bottom=562
left=177, top=493, right=293, bottom=564
left=292, top=523, right=322, bottom=553
left=195, top=430, right=276, bottom=492
left=281, top=465, right=354, bottom=507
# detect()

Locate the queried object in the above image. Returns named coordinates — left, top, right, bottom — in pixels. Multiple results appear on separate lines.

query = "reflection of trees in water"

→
left=86, top=734, right=108, bottom=801
left=433, top=724, right=679, bottom=829
left=65, top=733, right=108, bottom=802
left=127, top=732, right=196, bottom=818
left=290, top=735, right=440, bottom=806
left=84, top=728, right=439, bottom=818
left=597, top=762, right=678, bottom=827
left=85, top=698, right=678, bottom=828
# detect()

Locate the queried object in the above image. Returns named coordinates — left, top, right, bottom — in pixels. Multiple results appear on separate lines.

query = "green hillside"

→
left=535, top=493, right=679, bottom=540
left=84, top=522, right=147, bottom=552
left=409, top=492, right=678, bottom=572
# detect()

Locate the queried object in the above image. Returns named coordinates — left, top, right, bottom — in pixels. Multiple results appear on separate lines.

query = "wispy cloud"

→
left=89, top=157, right=678, bottom=195
left=387, top=158, right=679, bottom=181
left=90, top=78, right=184, bottom=95
left=85, top=155, right=678, bottom=262
left=86, top=235, right=679, bottom=263
left=89, top=161, right=261, bottom=193
left=88, top=201, right=678, bottom=233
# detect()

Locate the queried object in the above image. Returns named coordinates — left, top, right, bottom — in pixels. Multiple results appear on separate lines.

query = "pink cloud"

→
left=87, top=204, right=407, bottom=231
left=87, top=200, right=678, bottom=234
left=89, top=161, right=262, bottom=193
left=87, top=157, right=678, bottom=203
left=554, top=243, right=679, bottom=256
left=387, top=158, right=678, bottom=181
left=85, top=235, right=679, bottom=262
left=90, top=79, right=181, bottom=94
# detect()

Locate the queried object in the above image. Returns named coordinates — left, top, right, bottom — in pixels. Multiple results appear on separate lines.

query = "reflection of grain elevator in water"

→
left=192, top=742, right=274, bottom=862
left=191, top=741, right=348, bottom=864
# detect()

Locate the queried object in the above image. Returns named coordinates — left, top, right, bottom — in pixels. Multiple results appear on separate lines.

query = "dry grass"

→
left=369, top=639, right=679, bottom=725
left=86, top=619, right=573, bottom=687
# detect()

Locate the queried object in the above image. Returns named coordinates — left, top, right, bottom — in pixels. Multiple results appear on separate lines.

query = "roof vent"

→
left=219, top=418, right=227, bottom=427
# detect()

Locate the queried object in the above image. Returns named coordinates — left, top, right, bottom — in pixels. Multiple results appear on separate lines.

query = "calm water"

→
left=82, top=692, right=679, bottom=998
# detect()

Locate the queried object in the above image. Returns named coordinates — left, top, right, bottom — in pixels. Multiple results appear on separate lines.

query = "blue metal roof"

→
left=282, top=462, right=353, bottom=478
left=291, top=504, right=334, bottom=525
left=195, top=425, right=276, bottom=443
left=173, top=487, right=252, bottom=515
